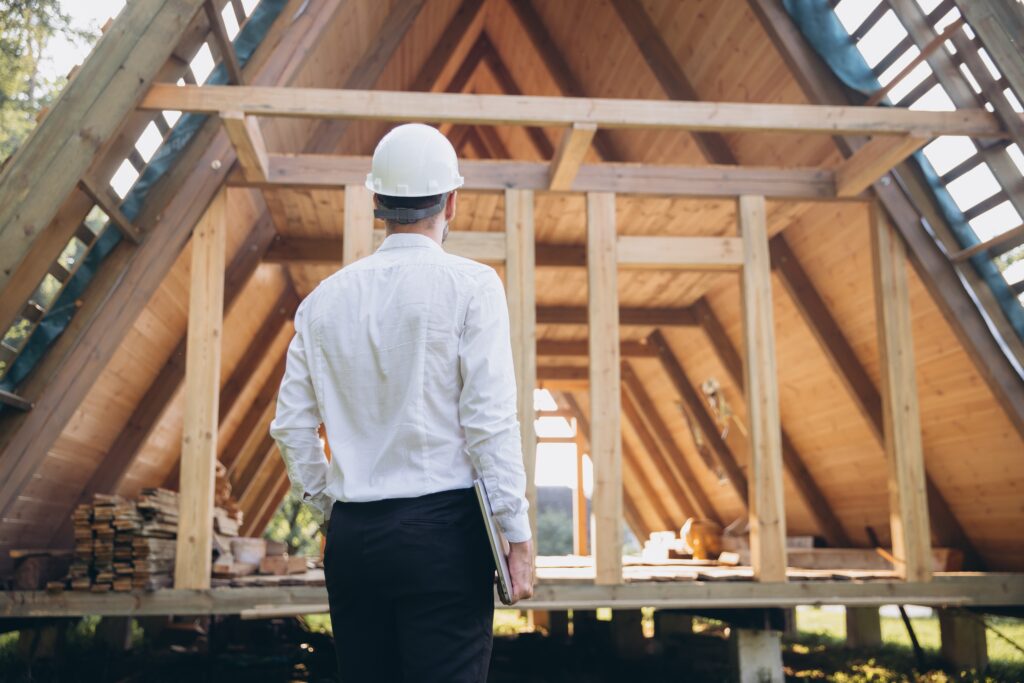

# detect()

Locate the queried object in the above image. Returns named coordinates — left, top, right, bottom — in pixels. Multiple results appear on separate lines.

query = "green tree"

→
left=263, top=490, right=323, bottom=557
left=0, top=1, right=91, bottom=161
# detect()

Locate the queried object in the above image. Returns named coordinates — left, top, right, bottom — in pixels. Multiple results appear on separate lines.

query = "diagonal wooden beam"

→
left=548, top=123, right=597, bottom=190
left=648, top=329, right=749, bottom=508
left=689, top=297, right=852, bottom=548
left=77, top=177, right=143, bottom=243
left=220, top=111, right=269, bottom=182
left=306, top=0, right=428, bottom=154
left=502, top=0, right=624, bottom=161
left=0, top=0, right=346, bottom=549
left=409, top=0, right=486, bottom=93
left=621, top=381, right=696, bottom=523
left=620, top=362, right=721, bottom=526
left=204, top=0, right=244, bottom=84
left=622, top=438, right=677, bottom=533
left=607, top=0, right=738, bottom=165
left=249, top=468, right=291, bottom=537
left=834, top=135, right=927, bottom=197
left=768, top=235, right=981, bottom=565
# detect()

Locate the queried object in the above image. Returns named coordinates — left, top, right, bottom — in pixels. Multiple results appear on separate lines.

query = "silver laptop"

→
left=473, top=478, right=514, bottom=606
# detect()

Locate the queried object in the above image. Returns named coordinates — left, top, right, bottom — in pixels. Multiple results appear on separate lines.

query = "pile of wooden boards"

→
left=212, top=538, right=310, bottom=583
left=58, top=488, right=179, bottom=592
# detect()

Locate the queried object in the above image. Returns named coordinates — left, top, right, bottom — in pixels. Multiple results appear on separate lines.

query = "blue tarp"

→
left=784, top=0, right=1024, bottom=341
left=1, top=0, right=289, bottom=410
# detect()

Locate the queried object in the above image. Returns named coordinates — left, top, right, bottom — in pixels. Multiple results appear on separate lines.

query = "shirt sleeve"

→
left=458, top=269, right=532, bottom=543
left=269, top=297, right=333, bottom=523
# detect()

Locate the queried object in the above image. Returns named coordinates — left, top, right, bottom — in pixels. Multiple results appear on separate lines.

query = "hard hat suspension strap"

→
left=373, top=193, right=448, bottom=224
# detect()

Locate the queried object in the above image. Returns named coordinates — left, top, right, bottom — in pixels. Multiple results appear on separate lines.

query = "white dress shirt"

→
left=269, top=232, right=532, bottom=542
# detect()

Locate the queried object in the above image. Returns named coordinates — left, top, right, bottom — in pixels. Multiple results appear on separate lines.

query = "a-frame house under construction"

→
left=1, top=0, right=1023, bottom=662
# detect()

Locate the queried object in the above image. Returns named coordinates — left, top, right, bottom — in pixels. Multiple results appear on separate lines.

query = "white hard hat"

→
left=365, top=123, right=464, bottom=197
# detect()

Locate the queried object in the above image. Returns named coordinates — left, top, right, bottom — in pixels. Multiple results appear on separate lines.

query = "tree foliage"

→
left=263, top=490, right=323, bottom=557
left=0, top=1, right=91, bottom=160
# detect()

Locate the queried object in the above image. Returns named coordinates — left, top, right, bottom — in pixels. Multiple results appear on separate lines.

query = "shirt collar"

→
left=377, top=232, right=444, bottom=252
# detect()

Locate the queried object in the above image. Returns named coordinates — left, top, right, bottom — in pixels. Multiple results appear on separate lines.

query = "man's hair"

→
left=376, top=193, right=444, bottom=227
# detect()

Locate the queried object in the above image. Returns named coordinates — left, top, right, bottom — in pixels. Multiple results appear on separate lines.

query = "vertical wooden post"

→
left=505, top=188, right=538, bottom=542
left=871, top=204, right=932, bottom=582
left=587, top=192, right=623, bottom=585
left=939, top=608, right=988, bottom=671
left=343, top=184, right=374, bottom=266
left=739, top=194, right=787, bottom=582
left=174, top=189, right=226, bottom=589
left=573, top=420, right=589, bottom=555
left=846, top=607, right=882, bottom=648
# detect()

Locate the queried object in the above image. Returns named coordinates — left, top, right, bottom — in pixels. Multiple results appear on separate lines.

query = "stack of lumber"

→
left=132, top=488, right=179, bottom=590
left=214, top=461, right=243, bottom=529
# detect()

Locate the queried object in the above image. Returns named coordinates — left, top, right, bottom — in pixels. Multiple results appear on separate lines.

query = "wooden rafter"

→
left=689, top=297, right=852, bottom=549
left=620, top=363, right=721, bottom=526
left=408, top=0, right=485, bottom=93
left=203, top=0, right=244, bottom=84
left=142, top=84, right=1006, bottom=138
left=607, top=0, right=738, bottom=165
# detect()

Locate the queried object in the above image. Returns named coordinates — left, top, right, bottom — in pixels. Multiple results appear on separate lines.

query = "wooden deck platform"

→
left=4, top=567, right=1022, bottom=619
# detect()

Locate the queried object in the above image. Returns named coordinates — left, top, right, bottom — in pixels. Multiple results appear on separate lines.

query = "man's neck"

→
left=385, top=223, right=444, bottom=246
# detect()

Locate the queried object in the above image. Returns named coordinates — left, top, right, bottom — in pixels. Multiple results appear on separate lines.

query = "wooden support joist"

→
left=870, top=206, right=932, bottom=583
left=77, top=177, right=143, bottom=243
left=141, top=84, right=1007, bottom=138
left=587, top=192, right=623, bottom=585
left=647, top=330, right=749, bottom=507
left=505, top=188, right=538, bottom=543
left=738, top=195, right=787, bottom=582
left=0, top=0, right=206, bottom=296
left=549, top=123, right=597, bottom=190
left=502, top=0, right=625, bottom=162
left=607, top=0, right=738, bottom=165
left=342, top=184, right=374, bottom=266
left=620, top=363, right=721, bottom=525
left=617, top=235, right=744, bottom=270
left=0, top=389, right=32, bottom=412
left=538, top=306, right=696, bottom=327
left=537, top=339, right=656, bottom=358
left=690, top=296, right=852, bottom=550
left=203, top=0, right=244, bottom=85
left=220, top=111, right=269, bottom=182
left=834, top=135, right=927, bottom=197
left=174, top=189, right=226, bottom=591
left=233, top=154, right=837, bottom=198
left=951, top=223, right=1024, bottom=263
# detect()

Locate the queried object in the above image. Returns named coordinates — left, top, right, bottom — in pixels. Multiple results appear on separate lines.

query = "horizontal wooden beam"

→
left=265, top=233, right=745, bottom=270
left=538, top=306, right=697, bottom=327
left=141, top=84, right=1008, bottom=138
left=229, top=154, right=837, bottom=199
left=3, top=574, right=1022, bottom=617
left=537, top=339, right=657, bottom=357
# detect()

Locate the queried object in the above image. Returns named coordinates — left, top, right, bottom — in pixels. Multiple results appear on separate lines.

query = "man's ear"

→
left=445, top=191, right=457, bottom=221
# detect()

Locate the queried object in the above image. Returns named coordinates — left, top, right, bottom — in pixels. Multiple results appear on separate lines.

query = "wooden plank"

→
left=220, top=111, right=269, bottom=182
left=620, top=363, right=721, bottom=525
left=617, top=235, right=743, bottom=270
left=238, top=154, right=837, bottom=198
left=204, top=0, right=244, bottom=84
left=77, top=177, right=143, bottom=243
left=951, top=223, right=1024, bottom=263
left=539, top=306, right=696, bottom=328
left=3, top=574, right=1024, bottom=617
left=408, top=0, right=485, bottom=93
left=738, top=195, right=786, bottom=582
left=606, top=0, right=738, bottom=165
left=342, top=184, right=374, bottom=266
left=141, top=84, right=1006, bottom=138
left=537, top=340, right=656, bottom=358
left=549, top=123, right=597, bottom=190
left=560, top=394, right=591, bottom=554
left=505, top=189, right=538, bottom=542
left=648, top=330, right=749, bottom=507
left=689, top=297, right=852, bottom=549
left=174, top=189, right=226, bottom=591
left=0, top=390, right=32, bottom=412
left=586, top=192, right=623, bottom=585
left=864, top=17, right=966, bottom=106
left=870, top=206, right=932, bottom=583
left=502, top=0, right=624, bottom=161
left=834, top=135, right=927, bottom=197
left=0, top=0, right=205, bottom=296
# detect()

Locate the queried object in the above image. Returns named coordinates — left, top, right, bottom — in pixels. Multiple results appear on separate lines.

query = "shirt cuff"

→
left=497, top=510, right=532, bottom=543
left=303, top=490, right=333, bottom=523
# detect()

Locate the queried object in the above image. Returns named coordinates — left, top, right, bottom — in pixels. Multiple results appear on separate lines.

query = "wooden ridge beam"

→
left=620, top=363, right=721, bottom=525
left=141, top=84, right=1007, bottom=138
left=502, top=0, right=625, bottom=162
left=220, top=111, right=269, bottom=182
left=607, top=0, right=738, bottom=166
left=834, top=135, right=927, bottom=197
left=0, top=0, right=345, bottom=561
left=233, top=154, right=837, bottom=198
left=648, top=330, right=750, bottom=508
left=549, top=123, right=597, bottom=190
left=689, top=297, right=852, bottom=549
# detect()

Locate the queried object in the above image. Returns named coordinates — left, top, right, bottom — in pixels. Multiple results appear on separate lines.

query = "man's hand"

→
left=506, top=539, right=534, bottom=604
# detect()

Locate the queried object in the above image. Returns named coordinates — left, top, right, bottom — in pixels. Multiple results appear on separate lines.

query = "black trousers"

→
left=323, top=487, right=496, bottom=683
